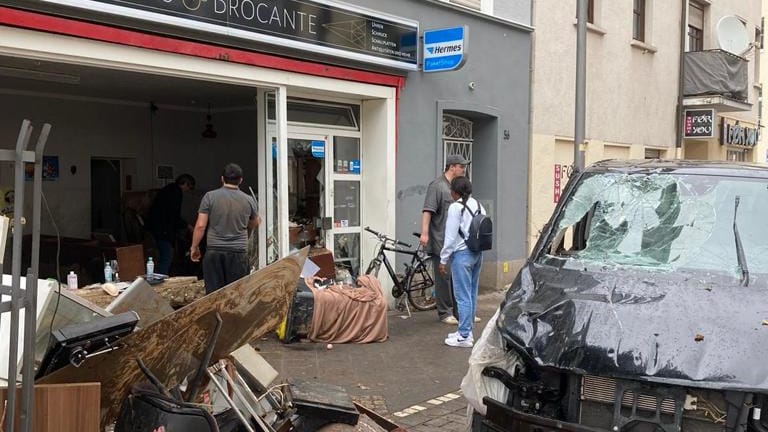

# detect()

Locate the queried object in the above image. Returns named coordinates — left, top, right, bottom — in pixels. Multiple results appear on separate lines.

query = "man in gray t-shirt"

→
left=191, top=163, right=260, bottom=294
left=419, top=154, right=469, bottom=323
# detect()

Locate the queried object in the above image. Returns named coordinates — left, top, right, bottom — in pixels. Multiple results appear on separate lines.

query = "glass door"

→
left=329, top=135, right=362, bottom=277
left=285, top=133, right=328, bottom=253
left=265, top=125, right=363, bottom=278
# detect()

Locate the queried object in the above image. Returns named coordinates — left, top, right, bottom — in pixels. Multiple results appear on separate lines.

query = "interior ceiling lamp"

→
left=201, top=103, right=217, bottom=139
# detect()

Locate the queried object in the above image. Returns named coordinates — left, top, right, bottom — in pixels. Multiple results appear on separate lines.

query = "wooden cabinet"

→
left=0, top=383, right=101, bottom=432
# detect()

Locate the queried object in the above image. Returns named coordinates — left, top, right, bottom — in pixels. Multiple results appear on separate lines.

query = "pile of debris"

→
left=2, top=250, right=403, bottom=431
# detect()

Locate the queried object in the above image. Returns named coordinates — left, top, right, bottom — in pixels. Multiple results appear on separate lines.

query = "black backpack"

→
left=459, top=199, right=493, bottom=252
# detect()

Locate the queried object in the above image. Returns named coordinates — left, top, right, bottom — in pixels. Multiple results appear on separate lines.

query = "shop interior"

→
left=0, top=55, right=364, bottom=287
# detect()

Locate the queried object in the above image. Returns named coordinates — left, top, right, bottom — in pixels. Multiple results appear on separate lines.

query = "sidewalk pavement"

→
left=254, top=289, right=507, bottom=431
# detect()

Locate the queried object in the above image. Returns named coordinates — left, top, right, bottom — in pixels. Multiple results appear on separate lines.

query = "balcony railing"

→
left=683, top=49, right=748, bottom=102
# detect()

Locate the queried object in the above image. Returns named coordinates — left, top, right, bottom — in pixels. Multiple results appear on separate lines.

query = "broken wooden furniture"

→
left=38, top=250, right=306, bottom=427
left=71, top=276, right=205, bottom=310
left=0, top=383, right=101, bottom=432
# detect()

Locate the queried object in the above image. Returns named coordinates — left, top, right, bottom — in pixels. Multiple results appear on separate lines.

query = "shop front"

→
left=0, top=0, right=533, bottom=297
left=683, top=110, right=761, bottom=163
left=0, top=1, right=408, bottom=293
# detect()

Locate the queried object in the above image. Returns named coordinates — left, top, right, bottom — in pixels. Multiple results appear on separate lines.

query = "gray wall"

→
left=354, top=0, right=533, bottom=270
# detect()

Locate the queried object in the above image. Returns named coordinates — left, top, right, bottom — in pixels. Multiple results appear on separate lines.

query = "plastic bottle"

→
left=104, top=262, right=113, bottom=283
left=146, top=257, right=155, bottom=277
left=67, top=271, right=78, bottom=290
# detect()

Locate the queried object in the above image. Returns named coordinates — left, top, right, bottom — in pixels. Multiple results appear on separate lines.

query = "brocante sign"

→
left=40, top=0, right=419, bottom=70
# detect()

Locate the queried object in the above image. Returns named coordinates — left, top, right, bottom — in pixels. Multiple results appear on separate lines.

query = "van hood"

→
left=497, top=264, right=768, bottom=391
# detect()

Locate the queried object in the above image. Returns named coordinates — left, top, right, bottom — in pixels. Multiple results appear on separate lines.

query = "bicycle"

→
left=363, top=226, right=436, bottom=313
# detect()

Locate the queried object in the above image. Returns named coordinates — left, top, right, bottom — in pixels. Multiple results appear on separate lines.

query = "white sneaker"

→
left=440, top=316, right=459, bottom=325
left=447, top=331, right=473, bottom=340
left=445, top=333, right=474, bottom=348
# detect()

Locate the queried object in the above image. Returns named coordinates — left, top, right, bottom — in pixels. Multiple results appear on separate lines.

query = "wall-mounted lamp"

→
left=201, top=103, right=217, bottom=139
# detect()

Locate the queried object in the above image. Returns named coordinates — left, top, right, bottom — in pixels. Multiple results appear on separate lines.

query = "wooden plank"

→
left=0, top=383, right=101, bottom=432
left=38, top=250, right=306, bottom=427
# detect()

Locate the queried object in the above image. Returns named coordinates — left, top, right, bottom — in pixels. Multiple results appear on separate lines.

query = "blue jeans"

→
left=155, top=239, right=173, bottom=275
left=450, top=249, right=482, bottom=338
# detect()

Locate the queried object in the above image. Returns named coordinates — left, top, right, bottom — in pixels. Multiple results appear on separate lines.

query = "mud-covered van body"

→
left=466, top=160, right=768, bottom=432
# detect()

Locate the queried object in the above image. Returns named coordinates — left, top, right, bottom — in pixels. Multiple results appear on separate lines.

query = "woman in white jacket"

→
left=438, top=176, right=485, bottom=348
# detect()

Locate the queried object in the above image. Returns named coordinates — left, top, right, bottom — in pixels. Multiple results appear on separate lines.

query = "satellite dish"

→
left=716, top=15, right=749, bottom=55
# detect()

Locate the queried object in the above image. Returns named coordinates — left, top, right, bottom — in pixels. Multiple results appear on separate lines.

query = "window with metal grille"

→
left=443, top=114, right=473, bottom=180
left=633, top=0, right=646, bottom=42
left=688, top=2, right=704, bottom=51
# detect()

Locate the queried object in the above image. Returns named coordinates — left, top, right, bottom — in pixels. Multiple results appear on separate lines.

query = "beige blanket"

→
left=307, top=275, right=388, bottom=343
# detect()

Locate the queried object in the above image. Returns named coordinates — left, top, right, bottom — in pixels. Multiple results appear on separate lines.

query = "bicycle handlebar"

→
left=364, top=226, right=411, bottom=248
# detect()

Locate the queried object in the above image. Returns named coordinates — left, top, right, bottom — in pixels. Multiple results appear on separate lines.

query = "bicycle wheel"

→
left=405, top=258, right=436, bottom=311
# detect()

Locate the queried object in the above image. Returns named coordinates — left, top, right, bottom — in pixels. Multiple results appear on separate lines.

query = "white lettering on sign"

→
left=201, top=1, right=319, bottom=34
left=684, top=109, right=715, bottom=138
left=691, top=114, right=713, bottom=123
left=725, top=123, right=759, bottom=147
left=553, top=164, right=574, bottom=203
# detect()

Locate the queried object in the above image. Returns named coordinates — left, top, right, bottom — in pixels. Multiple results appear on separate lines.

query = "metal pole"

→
left=574, top=0, right=587, bottom=172
left=20, top=123, right=50, bottom=431
left=5, top=120, right=32, bottom=432
left=675, top=0, right=688, bottom=158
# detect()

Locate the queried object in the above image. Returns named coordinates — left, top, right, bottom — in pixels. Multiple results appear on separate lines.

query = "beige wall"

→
left=528, top=0, right=763, bottom=251
left=760, top=0, right=768, bottom=163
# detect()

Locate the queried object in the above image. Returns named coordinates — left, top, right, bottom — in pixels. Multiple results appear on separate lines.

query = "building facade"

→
left=0, top=0, right=532, bottom=297
left=528, top=0, right=763, bottom=250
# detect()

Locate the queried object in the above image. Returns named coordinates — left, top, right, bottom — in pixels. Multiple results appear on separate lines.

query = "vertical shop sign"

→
left=684, top=109, right=715, bottom=138
left=554, top=164, right=562, bottom=203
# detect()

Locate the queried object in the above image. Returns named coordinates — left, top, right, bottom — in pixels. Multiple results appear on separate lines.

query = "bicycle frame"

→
left=368, top=242, right=421, bottom=292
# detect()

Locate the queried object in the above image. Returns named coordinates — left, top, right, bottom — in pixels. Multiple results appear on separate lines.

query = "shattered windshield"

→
left=541, top=172, right=768, bottom=279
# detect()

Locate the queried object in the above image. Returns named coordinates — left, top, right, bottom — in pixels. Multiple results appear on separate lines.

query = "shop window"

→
left=268, top=97, right=359, bottom=129
left=645, top=148, right=665, bottom=159
left=442, top=114, right=473, bottom=180
left=688, top=2, right=704, bottom=52
left=727, top=148, right=749, bottom=162
left=333, top=136, right=361, bottom=174
left=333, top=181, right=360, bottom=228
left=633, top=0, right=646, bottom=42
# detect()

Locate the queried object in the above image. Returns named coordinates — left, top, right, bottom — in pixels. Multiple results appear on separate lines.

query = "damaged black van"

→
left=464, top=160, right=768, bottom=432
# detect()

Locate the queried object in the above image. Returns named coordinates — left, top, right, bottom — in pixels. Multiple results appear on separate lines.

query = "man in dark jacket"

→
left=146, top=174, right=196, bottom=275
